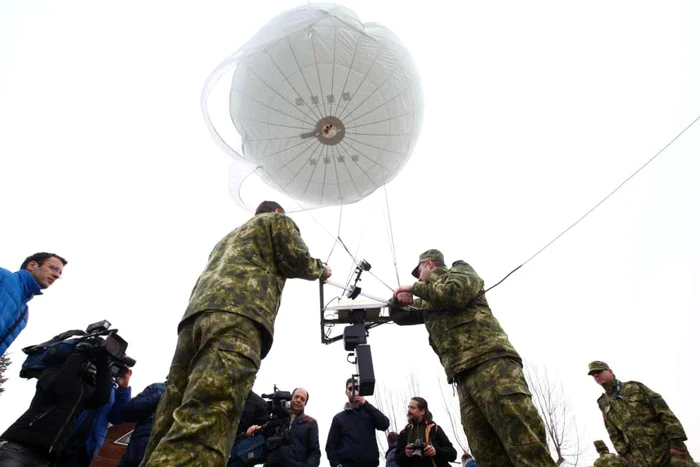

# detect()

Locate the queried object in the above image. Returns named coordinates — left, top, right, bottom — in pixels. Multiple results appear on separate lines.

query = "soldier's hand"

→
left=396, top=292, right=413, bottom=305
left=424, top=445, right=436, bottom=457
left=393, top=285, right=412, bottom=297
left=321, top=264, right=332, bottom=280
left=246, top=425, right=262, bottom=437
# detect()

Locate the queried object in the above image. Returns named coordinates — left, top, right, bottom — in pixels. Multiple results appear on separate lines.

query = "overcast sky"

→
left=1, top=2, right=699, bottom=466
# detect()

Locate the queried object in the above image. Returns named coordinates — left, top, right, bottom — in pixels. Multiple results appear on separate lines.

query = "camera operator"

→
left=0, top=344, right=112, bottom=466
left=55, top=366, right=133, bottom=466
left=395, top=397, right=456, bottom=467
left=246, top=388, right=320, bottom=467
left=227, top=391, right=270, bottom=467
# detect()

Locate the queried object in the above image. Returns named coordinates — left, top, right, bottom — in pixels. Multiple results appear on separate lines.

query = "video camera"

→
left=228, top=385, right=294, bottom=467
left=259, top=385, right=293, bottom=451
left=20, top=320, right=136, bottom=380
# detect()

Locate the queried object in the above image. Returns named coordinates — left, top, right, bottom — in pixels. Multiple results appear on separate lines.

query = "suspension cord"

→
left=484, top=113, right=700, bottom=294
left=325, top=204, right=344, bottom=264
left=383, top=183, right=401, bottom=287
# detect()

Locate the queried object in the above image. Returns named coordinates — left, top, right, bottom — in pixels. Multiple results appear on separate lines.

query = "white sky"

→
left=1, top=2, right=699, bottom=466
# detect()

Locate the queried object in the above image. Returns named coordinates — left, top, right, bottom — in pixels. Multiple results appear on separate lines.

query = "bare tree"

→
left=525, top=363, right=584, bottom=466
left=374, top=370, right=421, bottom=433
left=0, top=354, right=10, bottom=397
left=372, top=371, right=421, bottom=459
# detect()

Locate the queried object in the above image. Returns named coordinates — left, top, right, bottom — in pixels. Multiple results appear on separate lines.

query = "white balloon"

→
left=202, top=3, right=424, bottom=209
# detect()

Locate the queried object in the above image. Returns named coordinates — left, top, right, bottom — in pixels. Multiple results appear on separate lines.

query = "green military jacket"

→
left=593, top=452, right=628, bottom=467
left=181, top=212, right=324, bottom=358
left=407, top=261, right=521, bottom=380
left=597, top=380, right=689, bottom=467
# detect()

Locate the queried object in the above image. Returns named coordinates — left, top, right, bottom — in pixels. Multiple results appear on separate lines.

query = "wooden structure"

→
left=90, top=423, right=134, bottom=466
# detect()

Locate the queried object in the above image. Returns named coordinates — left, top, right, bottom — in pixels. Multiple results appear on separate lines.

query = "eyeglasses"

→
left=347, top=386, right=359, bottom=392
left=45, top=265, right=62, bottom=275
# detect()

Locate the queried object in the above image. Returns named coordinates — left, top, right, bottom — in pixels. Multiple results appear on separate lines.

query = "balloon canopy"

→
left=202, top=3, right=424, bottom=210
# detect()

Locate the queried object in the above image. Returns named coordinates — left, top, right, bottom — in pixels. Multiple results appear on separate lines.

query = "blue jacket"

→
left=61, top=384, right=132, bottom=461
left=0, top=268, right=42, bottom=356
left=118, top=382, right=166, bottom=467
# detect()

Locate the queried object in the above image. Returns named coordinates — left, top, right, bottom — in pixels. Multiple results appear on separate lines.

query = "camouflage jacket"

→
left=593, top=452, right=628, bottom=467
left=408, top=261, right=520, bottom=380
left=597, top=380, right=689, bottom=466
left=181, top=213, right=324, bottom=358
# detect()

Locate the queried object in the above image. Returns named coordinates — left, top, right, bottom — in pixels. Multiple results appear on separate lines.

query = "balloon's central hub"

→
left=323, top=124, right=338, bottom=138
left=315, top=116, right=345, bottom=145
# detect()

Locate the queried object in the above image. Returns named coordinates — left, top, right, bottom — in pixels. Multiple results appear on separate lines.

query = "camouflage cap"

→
left=587, top=360, right=610, bottom=375
left=411, top=249, right=444, bottom=278
left=593, top=440, right=609, bottom=453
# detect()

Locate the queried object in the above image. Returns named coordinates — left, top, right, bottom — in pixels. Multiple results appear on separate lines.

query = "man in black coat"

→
left=0, top=345, right=112, bottom=466
left=325, top=378, right=390, bottom=467
left=243, top=388, right=320, bottom=467
left=396, top=397, right=457, bottom=467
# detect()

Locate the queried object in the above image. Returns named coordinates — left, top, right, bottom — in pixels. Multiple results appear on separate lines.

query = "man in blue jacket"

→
left=119, top=381, right=167, bottom=467
left=325, top=378, right=390, bottom=467
left=0, top=252, right=67, bottom=356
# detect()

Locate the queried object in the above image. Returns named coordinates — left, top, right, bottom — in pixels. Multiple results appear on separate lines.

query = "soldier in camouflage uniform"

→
left=593, top=439, right=629, bottom=467
left=392, top=249, right=555, bottom=467
left=141, top=201, right=331, bottom=467
left=588, top=360, right=696, bottom=467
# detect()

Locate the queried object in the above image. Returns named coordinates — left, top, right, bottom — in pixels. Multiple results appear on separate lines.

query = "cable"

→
left=325, top=204, right=344, bottom=264
left=383, top=184, right=401, bottom=287
left=485, top=113, right=700, bottom=294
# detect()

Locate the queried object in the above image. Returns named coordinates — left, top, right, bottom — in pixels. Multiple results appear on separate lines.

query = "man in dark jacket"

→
left=245, top=388, right=320, bottom=467
left=396, top=397, right=456, bottom=467
left=385, top=432, right=399, bottom=467
left=56, top=367, right=133, bottom=466
left=0, top=252, right=66, bottom=356
left=227, top=391, right=269, bottom=467
left=0, top=345, right=112, bottom=466
left=325, top=378, right=390, bottom=467
left=392, top=249, right=555, bottom=467
left=142, top=201, right=331, bottom=467
left=118, top=382, right=167, bottom=467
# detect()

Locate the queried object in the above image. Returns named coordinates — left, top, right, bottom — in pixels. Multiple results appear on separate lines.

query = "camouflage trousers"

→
left=630, top=448, right=696, bottom=467
left=140, top=311, right=262, bottom=467
left=455, top=357, right=556, bottom=467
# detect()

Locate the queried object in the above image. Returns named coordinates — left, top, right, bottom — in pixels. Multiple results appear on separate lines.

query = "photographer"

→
left=326, top=379, right=390, bottom=467
left=0, top=344, right=112, bottom=466
left=395, top=397, right=456, bottom=467
left=246, top=388, right=320, bottom=467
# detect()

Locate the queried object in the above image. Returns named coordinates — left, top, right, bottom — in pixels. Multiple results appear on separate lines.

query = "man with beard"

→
left=395, top=397, right=456, bottom=467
